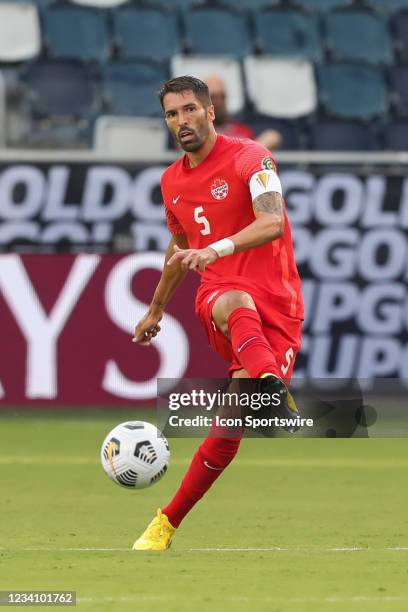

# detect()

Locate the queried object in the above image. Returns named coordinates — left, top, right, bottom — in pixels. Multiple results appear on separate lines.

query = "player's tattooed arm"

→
left=252, top=191, right=285, bottom=237
left=252, top=191, right=283, bottom=217
left=223, top=191, right=285, bottom=254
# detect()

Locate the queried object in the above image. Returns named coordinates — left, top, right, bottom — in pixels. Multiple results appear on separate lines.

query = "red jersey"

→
left=161, top=134, right=303, bottom=320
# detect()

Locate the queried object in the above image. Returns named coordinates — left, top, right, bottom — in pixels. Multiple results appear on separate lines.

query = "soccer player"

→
left=132, top=76, right=303, bottom=551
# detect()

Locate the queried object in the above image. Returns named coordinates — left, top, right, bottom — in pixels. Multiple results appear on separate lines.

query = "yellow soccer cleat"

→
left=260, top=373, right=300, bottom=433
left=132, top=509, right=176, bottom=551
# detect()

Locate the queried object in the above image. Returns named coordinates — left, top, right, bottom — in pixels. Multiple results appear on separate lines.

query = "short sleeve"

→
left=161, top=171, right=185, bottom=235
left=234, top=141, right=278, bottom=185
left=165, top=205, right=185, bottom=235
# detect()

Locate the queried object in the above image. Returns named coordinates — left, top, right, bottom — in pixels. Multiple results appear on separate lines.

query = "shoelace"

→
left=149, top=510, right=165, bottom=538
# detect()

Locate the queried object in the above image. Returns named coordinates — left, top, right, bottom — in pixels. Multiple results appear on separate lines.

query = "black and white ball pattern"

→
left=101, top=421, right=170, bottom=489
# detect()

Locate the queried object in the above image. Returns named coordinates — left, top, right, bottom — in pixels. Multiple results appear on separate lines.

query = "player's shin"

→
left=227, top=307, right=280, bottom=378
left=162, top=435, right=242, bottom=528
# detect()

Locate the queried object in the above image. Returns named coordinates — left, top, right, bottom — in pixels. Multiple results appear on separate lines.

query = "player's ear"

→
left=207, top=104, right=215, bottom=122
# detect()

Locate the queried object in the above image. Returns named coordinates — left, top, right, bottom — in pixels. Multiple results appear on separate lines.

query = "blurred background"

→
left=0, top=0, right=407, bottom=406
left=0, top=0, right=407, bottom=151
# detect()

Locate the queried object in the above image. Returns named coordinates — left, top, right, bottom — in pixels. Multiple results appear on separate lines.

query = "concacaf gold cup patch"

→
left=261, top=156, right=276, bottom=172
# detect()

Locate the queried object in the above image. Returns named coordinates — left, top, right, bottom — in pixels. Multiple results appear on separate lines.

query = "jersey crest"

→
left=211, top=178, right=229, bottom=201
left=261, top=156, right=277, bottom=172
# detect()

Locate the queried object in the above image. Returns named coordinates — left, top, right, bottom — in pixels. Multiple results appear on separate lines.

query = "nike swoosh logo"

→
left=173, top=195, right=181, bottom=204
left=237, top=336, right=258, bottom=353
left=204, top=460, right=223, bottom=471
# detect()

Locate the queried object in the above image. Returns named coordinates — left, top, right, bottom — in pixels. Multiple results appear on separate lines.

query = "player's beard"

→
left=175, top=120, right=211, bottom=153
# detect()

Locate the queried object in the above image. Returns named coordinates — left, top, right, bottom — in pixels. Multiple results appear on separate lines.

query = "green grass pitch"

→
left=1, top=408, right=408, bottom=612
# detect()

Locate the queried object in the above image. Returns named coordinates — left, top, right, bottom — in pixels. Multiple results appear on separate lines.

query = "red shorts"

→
left=196, top=286, right=302, bottom=380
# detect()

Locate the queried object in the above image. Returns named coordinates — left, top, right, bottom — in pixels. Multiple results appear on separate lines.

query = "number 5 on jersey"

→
left=194, top=206, right=211, bottom=235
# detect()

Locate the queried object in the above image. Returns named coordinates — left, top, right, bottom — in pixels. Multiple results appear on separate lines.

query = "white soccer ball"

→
left=100, top=421, right=170, bottom=489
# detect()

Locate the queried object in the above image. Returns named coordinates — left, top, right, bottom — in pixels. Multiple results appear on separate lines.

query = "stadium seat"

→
left=0, top=2, right=41, bottom=62
left=393, top=10, right=408, bottom=62
left=22, top=60, right=99, bottom=117
left=291, top=0, right=353, bottom=13
left=69, top=0, right=128, bottom=7
left=43, top=5, right=111, bottom=62
left=20, top=60, right=100, bottom=147
left=383, top=121, right=408, bottom=150
left=254, top=7, right=322, bottom=61
left=221, top=0, right=283, bottom=8
left=367, top=0, right=408, bottom=13
left=171, top=55, right=244, bottom=114
left=325, top=9, right=393, bottom=65
left=0, top=72, right=5, bottom=148
left=149, top=0, right=202, bottom=6
left=390, top=66, right=408, bottom=116
left=318, top=64, right=387, bottom=119
left=244, top=57, right=318, bottom=118
left=310, top=120, right=378, bottom=150
left=245, top=114, right=304, bottom=150
left=93, top=116, right=168, bottom=158
left=102, top=61, right=168, bottom=116
left=113, top=6, right=180, bottom=62
left=13, top=0, right=51, bottom=7
left=183, top=6, right=252, bottom=57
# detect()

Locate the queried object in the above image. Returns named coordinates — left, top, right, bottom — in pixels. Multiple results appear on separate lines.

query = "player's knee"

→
left=212, top=290, right=256, bottom=336
left=232, top=368, right=250, bottom=379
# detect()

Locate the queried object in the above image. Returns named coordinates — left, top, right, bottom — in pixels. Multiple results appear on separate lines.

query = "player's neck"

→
left=185, top=131, right=218, bottom=168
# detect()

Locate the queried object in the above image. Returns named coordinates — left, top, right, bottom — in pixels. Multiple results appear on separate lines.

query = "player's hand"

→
left=167, top=245, right=219, bottom=272
left=132, top=311, right=162, bottom=346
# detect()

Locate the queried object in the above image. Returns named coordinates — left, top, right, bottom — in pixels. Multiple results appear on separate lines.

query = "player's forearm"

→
left=150, top=235, right=188, bottom=312
left=211, top=191, right=284, bottom=256
left=151, top=268, right=187, bottom=311
left=229, top=214, right=284, bottom=253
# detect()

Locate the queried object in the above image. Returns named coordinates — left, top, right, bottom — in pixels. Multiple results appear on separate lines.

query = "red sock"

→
left=227, top=307, right=280, bottom=378
left=162, top=436, right=241, bottom=528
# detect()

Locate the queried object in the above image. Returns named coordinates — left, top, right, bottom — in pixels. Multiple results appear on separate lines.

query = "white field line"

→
left=190, top=546, right=408, bottom=553
left=76, top=595, right=408, bottom=604
left=22, top=547, right=131, bottom=552
left=1, top=456, right=408, bottom=469
left=5, top=546, right=408, bottom=553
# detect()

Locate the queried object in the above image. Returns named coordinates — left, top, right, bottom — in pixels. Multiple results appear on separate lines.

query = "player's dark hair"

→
left=159, top=76, right=212, bottom=109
